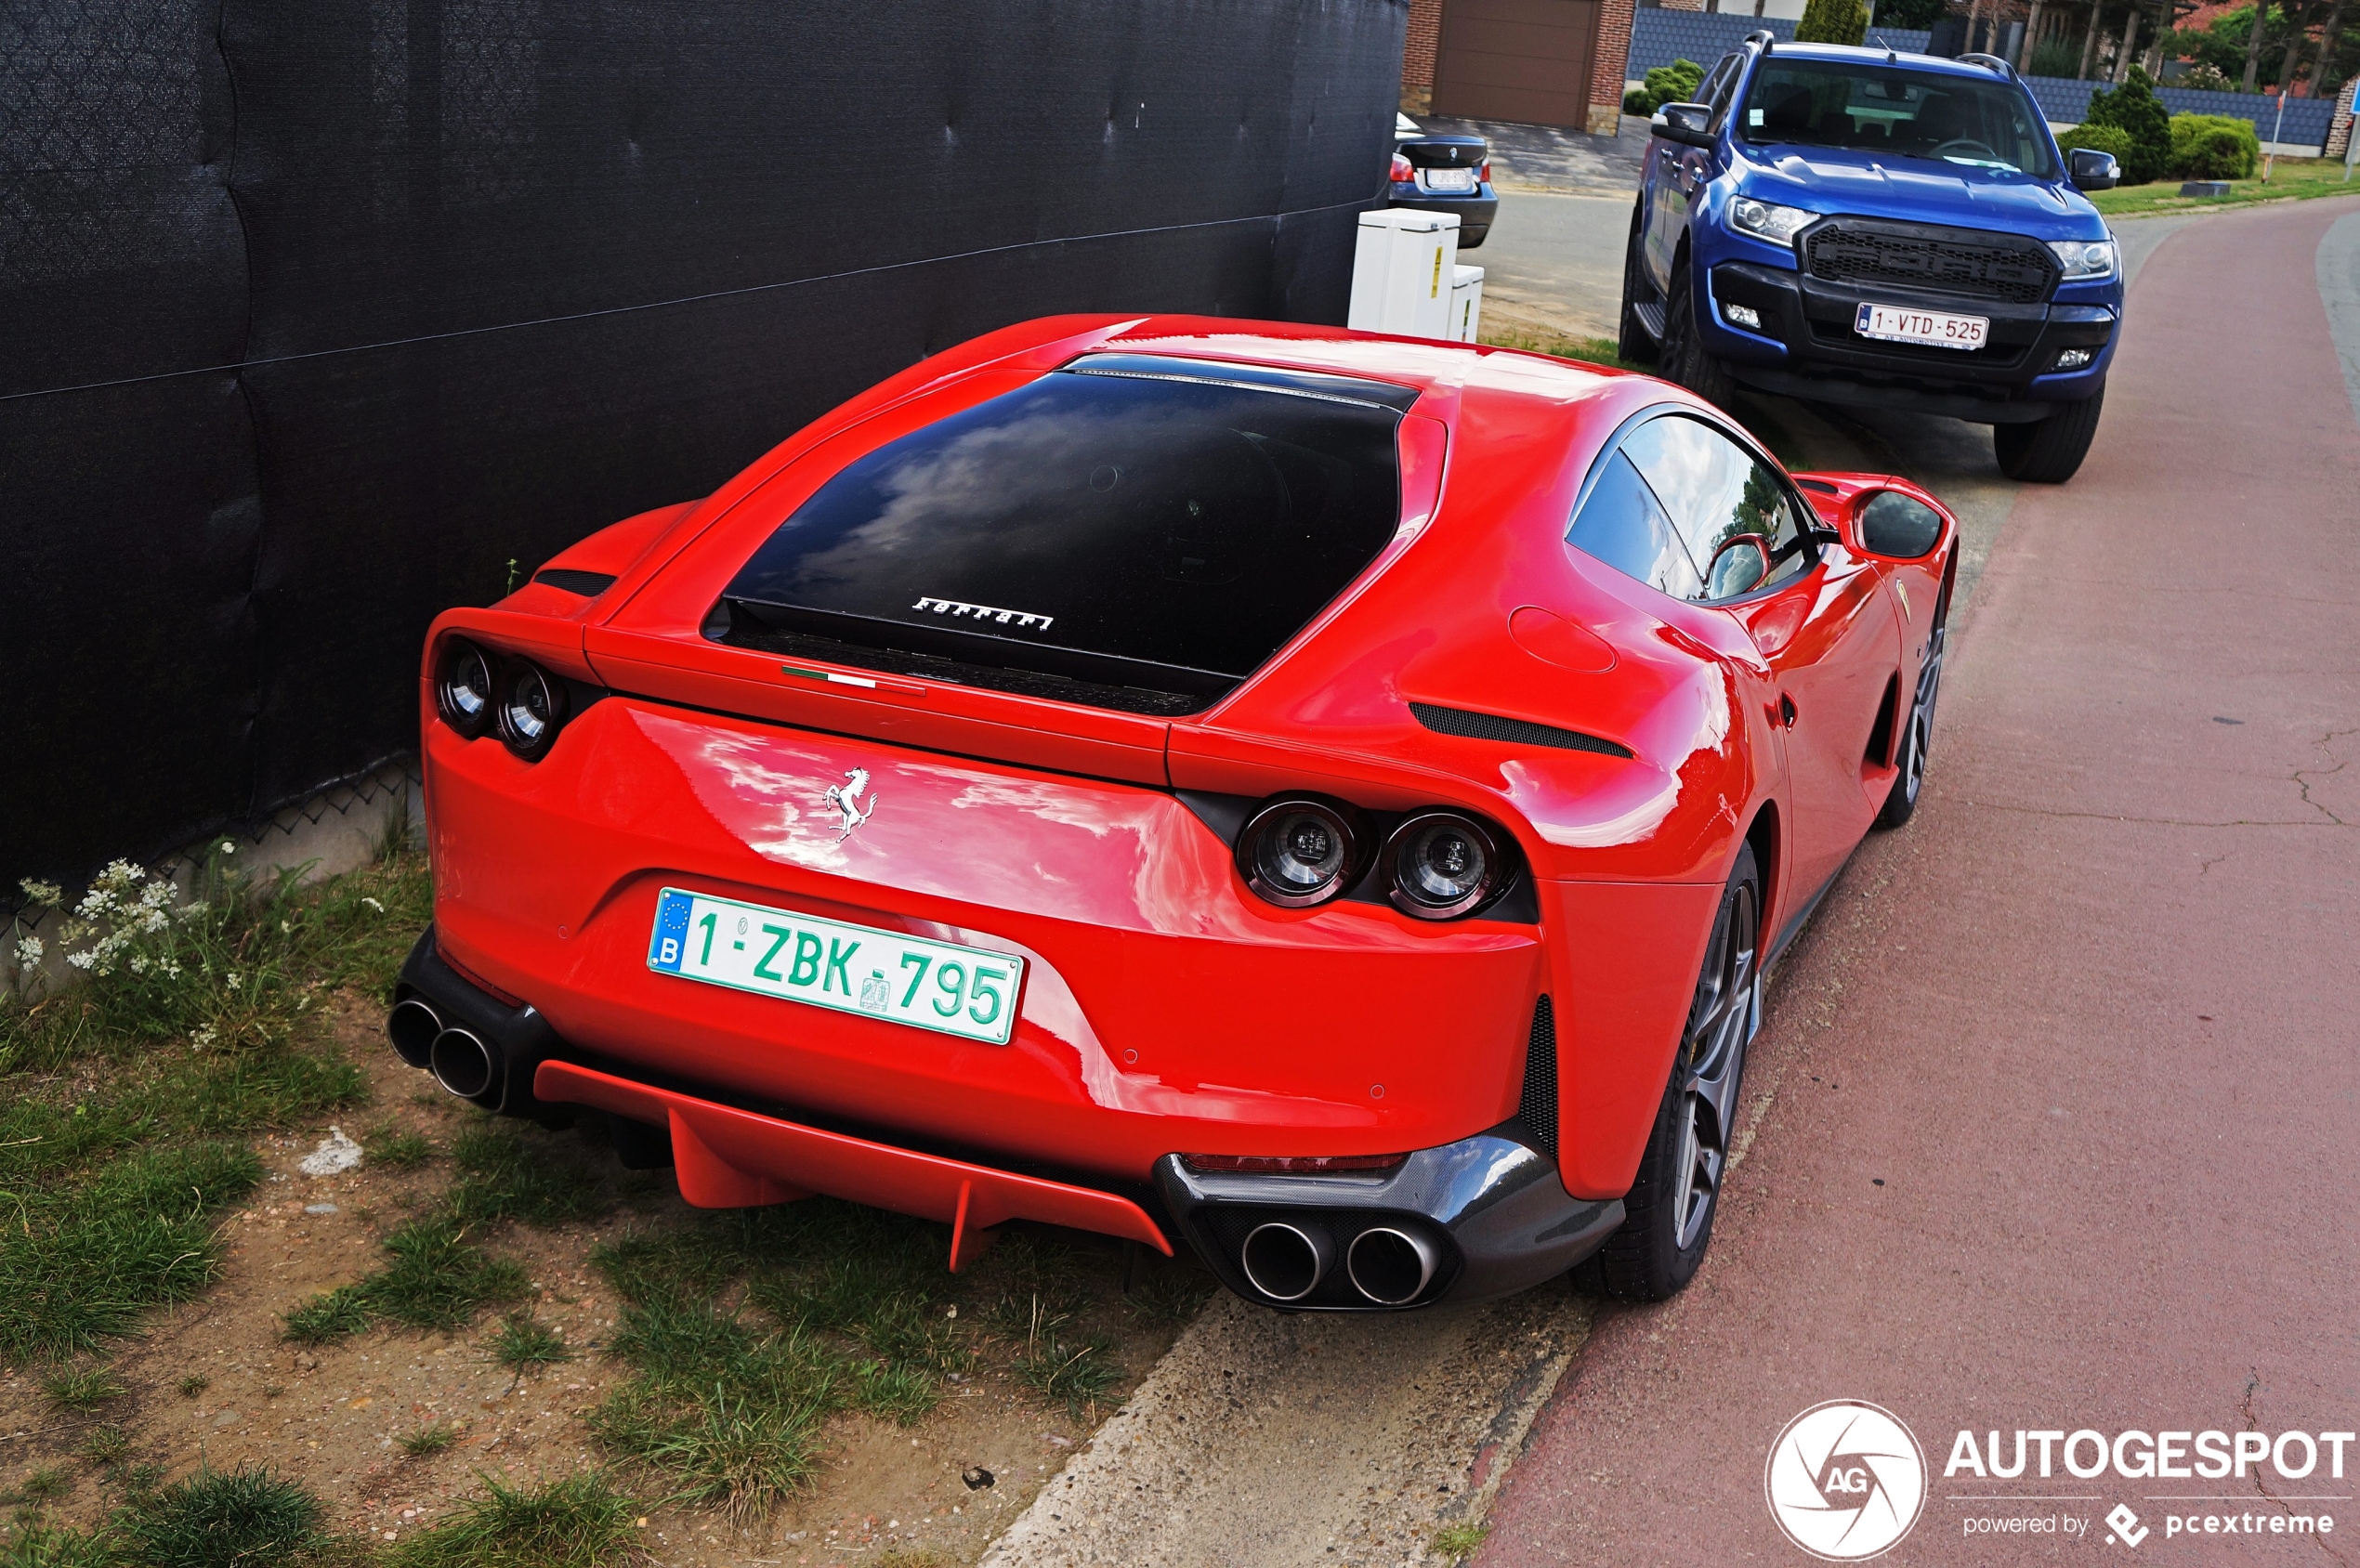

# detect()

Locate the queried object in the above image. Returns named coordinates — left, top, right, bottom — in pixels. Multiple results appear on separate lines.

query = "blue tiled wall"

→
left=2026, top=75, right=2334, bottom=148
left=1624, top=12, right=1929, bottom=82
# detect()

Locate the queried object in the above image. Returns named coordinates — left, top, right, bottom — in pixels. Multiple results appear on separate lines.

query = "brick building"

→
left=1399, top=0, right=1638, bottom=135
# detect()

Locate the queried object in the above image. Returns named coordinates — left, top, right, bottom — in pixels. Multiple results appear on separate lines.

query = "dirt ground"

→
left=0, top=1000, right=1195, bottom=1565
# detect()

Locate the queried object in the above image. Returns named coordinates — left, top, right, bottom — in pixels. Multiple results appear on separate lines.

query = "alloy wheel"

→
left=1669, top=877, right=1760, bottom=1250
left=1900, top=624, right=1947, bottom=808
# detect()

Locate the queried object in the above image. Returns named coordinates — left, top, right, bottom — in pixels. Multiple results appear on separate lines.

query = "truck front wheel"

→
left=1662, top=264, right=1737, bottom=410
left=1995, top=387, right=2104, bottom=483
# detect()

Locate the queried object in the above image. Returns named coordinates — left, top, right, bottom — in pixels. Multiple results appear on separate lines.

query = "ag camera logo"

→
left=1766, top=1400, right=1928, bottom=1560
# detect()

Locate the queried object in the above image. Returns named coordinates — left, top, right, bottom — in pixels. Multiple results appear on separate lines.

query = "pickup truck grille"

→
left=1803, top=220, right=2058, bottom=306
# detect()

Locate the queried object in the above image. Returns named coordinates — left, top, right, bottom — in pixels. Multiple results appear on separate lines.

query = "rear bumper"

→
left=1703, top=258, right=2116, bottom=423
left=1154, top=1140, right=1621, bottom=1311
left=1387, top=187, right=1497, bottom=243
left=393, top=925, right=1609, bottom=1304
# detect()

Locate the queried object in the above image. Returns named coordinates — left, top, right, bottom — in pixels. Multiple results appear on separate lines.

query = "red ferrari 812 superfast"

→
left=393, top=315, right=1956, bottom=1310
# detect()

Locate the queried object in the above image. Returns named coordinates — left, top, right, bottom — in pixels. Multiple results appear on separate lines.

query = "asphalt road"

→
left=1479, top=195, right=2360, bottom=1565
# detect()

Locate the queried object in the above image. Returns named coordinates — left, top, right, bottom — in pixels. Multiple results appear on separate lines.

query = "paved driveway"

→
left=1480, top=195, right=2360, bottom=1565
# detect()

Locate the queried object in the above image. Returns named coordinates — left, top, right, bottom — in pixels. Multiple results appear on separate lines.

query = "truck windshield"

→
left=1737, top=60, right=2056, bottom=177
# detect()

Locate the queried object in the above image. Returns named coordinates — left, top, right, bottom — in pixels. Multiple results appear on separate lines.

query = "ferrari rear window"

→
left=712, top=356, right=1409, bottom=713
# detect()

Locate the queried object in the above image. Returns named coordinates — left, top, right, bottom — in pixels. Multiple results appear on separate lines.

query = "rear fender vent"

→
left=1410, top=702, right=1632, bottom=759
left=533, top=568, right=618, bottom=596
left=1517, top=995, right=1558, bottom=1160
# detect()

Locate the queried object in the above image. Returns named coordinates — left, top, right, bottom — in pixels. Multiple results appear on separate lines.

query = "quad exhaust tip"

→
left=1345, top=1225, right=1440, bottom=1305
left=387, top=998, right=442, bottom=1068
left=428, top=1026, right=498, bottom=1102
left=1239, top=1221, right=1332, bottom=1302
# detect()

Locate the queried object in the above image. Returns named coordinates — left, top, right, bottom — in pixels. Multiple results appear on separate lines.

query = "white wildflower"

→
left=280, top=920, right=292, bottom=934
left=18, top=880, right=62, bottom=907
left=128, top=953, right=150, bottom=975
left=65, top=950, right=97, bottom=972
left=13, top=936, right=42, bottom=966
left=219, top=842, right=236, bottom=856
left=190, top=1025, right=216, bottom=1050
left=160, top=959, right=183, bottom=979
left=361, top=897, right=385, bottom=914
left=225, top=972, right=243, bottom=990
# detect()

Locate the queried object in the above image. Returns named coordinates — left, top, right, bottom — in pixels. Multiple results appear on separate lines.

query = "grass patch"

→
left=398, top=1424, right=460, bottom=1458
left=447, top=1122, right=614, bottom=1228
left=383, top=1470, right=643, bottom=1568
left=284, top=1217, right=527, bottom=1343
left=73, top=1430, right=128, bottom=1470
left=367, top=1128, right=435, bottom=1169
left=2089, top=156, right=2354, bottom=216
left=41, top=1370, right=125, bottom=1412
left=0, top=1523, right=113, bottom=1567
left=0, top=831, right=427, bottom=1365
left=490, top=1313, right=572, bottom=1375
left=111, top=1463, right=325, bottom=1568
left=20, top=1468, right=71, bottom=1503
left=1125, top=1264, right=1216, bottom=1326
left=1433, top=1521, right=1491, bottom=1561
left=174, top=1375, right=207, bottom=1400
left=1479, top=325, right=1648, bottom=373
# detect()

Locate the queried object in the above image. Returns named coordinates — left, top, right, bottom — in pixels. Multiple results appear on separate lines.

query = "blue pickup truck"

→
left=1619, top=36, right=2124, bottom=482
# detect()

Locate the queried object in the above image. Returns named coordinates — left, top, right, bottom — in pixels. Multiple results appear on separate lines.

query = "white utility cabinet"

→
left=1449, top=264, right=1484, bottom=343
left=1347, top=208, right=1460, bottom=339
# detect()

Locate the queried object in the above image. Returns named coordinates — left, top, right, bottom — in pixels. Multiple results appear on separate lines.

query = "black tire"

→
left=1661, top=257, right=1737, bottom=410
left=1994, top=386, right=2104, bottom=483
left=1874, top=587, right=1948, bottom=830
left=1618, top=209, right=1659, bottom=365
left=1580, top=843, right=1762, bottom=1301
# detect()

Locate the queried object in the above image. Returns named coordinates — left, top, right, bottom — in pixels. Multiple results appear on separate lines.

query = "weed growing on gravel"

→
left=111, top=1463, right=325, bottom=1567
left=40, top=1370, right=124, bottom=1412
left=490, top=1312, right=572, bottom=1374
left=1433, top=1522, right=1491, bottom=1561
left=0, top=1523, right=112, bottom=1567
left=398, top=1424, right=459, bottom=1457
left=447, top=1121, right=614, bottom=1227
left=383, top=1470, right=643, bottom=1568
left=367, top=1128, right=435, bottom=1169
left=1123, top=1264, right=1216, bottom=1326
left=284, top=1217, right=527, bottom=1343
left=72, top=1431, right=127, bottom=1470
left=173, top=1375, right=207, bottom=1400
left=20, top=1468, right=70, bottom=1502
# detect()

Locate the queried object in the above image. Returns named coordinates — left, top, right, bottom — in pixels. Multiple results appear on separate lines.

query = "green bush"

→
left=2169, top=111, right=2260, bottom=178
left=2082, top=67, right=2172, bottom=183
left=2054, top=122, right=2136, bottom=170
left=1796, top=0, right=1868, bottom=46
left=1630, top=59, right=1705, bottom=116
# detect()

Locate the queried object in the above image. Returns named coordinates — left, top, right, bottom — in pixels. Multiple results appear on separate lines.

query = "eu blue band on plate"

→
left=649, top=889, right=695, bottom=972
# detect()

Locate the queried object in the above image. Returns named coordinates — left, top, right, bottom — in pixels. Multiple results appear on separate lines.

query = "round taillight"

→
left=1385, top=811, right=1509, bottom=920
left=495, top=661, right=568, bottom=760
left=1237, top=796, right=1369, bottom=908
left=436, top=639, right=495, bottom=738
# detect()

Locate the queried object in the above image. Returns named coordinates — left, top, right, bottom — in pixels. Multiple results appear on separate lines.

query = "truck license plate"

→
left=1855, top=302, right=1988, bottom=350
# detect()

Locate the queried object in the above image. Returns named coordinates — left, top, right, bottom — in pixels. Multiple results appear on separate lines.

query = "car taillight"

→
left=1478, top=159, right=1491, bottom=183
left=1385, top=810, right=1511, bottom=920
left=435, top=639, right=495, bottom=739
left=1237, top=795, right=1371, bottom=908
left=1390, top=152, right=1414, bottom=184
left=1184, top=1154, right=1409, bottom=1174
left=495, top=660, right=569, bottom=761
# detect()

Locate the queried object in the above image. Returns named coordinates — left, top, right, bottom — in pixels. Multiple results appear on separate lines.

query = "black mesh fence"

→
left=1, top=0, right=1405, bottom=895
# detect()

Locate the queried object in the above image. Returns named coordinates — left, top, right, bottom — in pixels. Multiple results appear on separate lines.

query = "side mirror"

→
left=2068, top=148, right=2119, bottom=191
left=1652, top=102, right=1716, bottom=150
left=1705, top=533, right=1772, bottom=599
left=1855, top=491, right=1944, bottom=559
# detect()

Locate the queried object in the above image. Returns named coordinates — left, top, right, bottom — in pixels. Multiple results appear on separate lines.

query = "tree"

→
left=1799, top=0, right=1870, bottom=44
left=1871, top=0, right=1947, bottom=28
left=2085, top=65, right=2172, bottom=180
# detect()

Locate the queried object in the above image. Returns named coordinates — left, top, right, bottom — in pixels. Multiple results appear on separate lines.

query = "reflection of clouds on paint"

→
left=658, top=723, right=856, bottom=875
left=939, top=775, right=1125, bottom=839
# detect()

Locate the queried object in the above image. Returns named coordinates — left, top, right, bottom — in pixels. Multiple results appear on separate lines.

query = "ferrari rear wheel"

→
left=1580, top=843, right=1761, bottom=1301
left=1875, top=610, right=1947, bottom=830
left=1662, top=261, right=1737, bottom=410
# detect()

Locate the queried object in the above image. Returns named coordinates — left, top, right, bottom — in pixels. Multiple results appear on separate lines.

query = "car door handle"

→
left=1779, top=694, right=1798, bottom=728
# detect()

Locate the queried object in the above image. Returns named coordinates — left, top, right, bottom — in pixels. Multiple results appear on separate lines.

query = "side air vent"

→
left=533, top=568, right=617, bottom=597
left=1410, top=702, right=1633, bottom=759
left=1517, top=995, right=1558, bottom=1159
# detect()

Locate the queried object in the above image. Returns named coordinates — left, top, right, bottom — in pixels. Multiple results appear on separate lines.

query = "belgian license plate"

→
left=1855, top=302, right=1988, bottom=350
left=647, top=888, right=1024, bottom=1046
left=1423, top=167, right=1476, bottom=191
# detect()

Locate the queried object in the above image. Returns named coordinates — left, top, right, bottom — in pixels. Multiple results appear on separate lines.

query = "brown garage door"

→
left=1431, top=0, right=1599, bottom=128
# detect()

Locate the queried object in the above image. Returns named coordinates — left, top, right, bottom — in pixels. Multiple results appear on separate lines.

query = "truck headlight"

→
left=1729, top=198, right=1816, bottom=246
left=2048, top=238, right=2117, bottom=279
